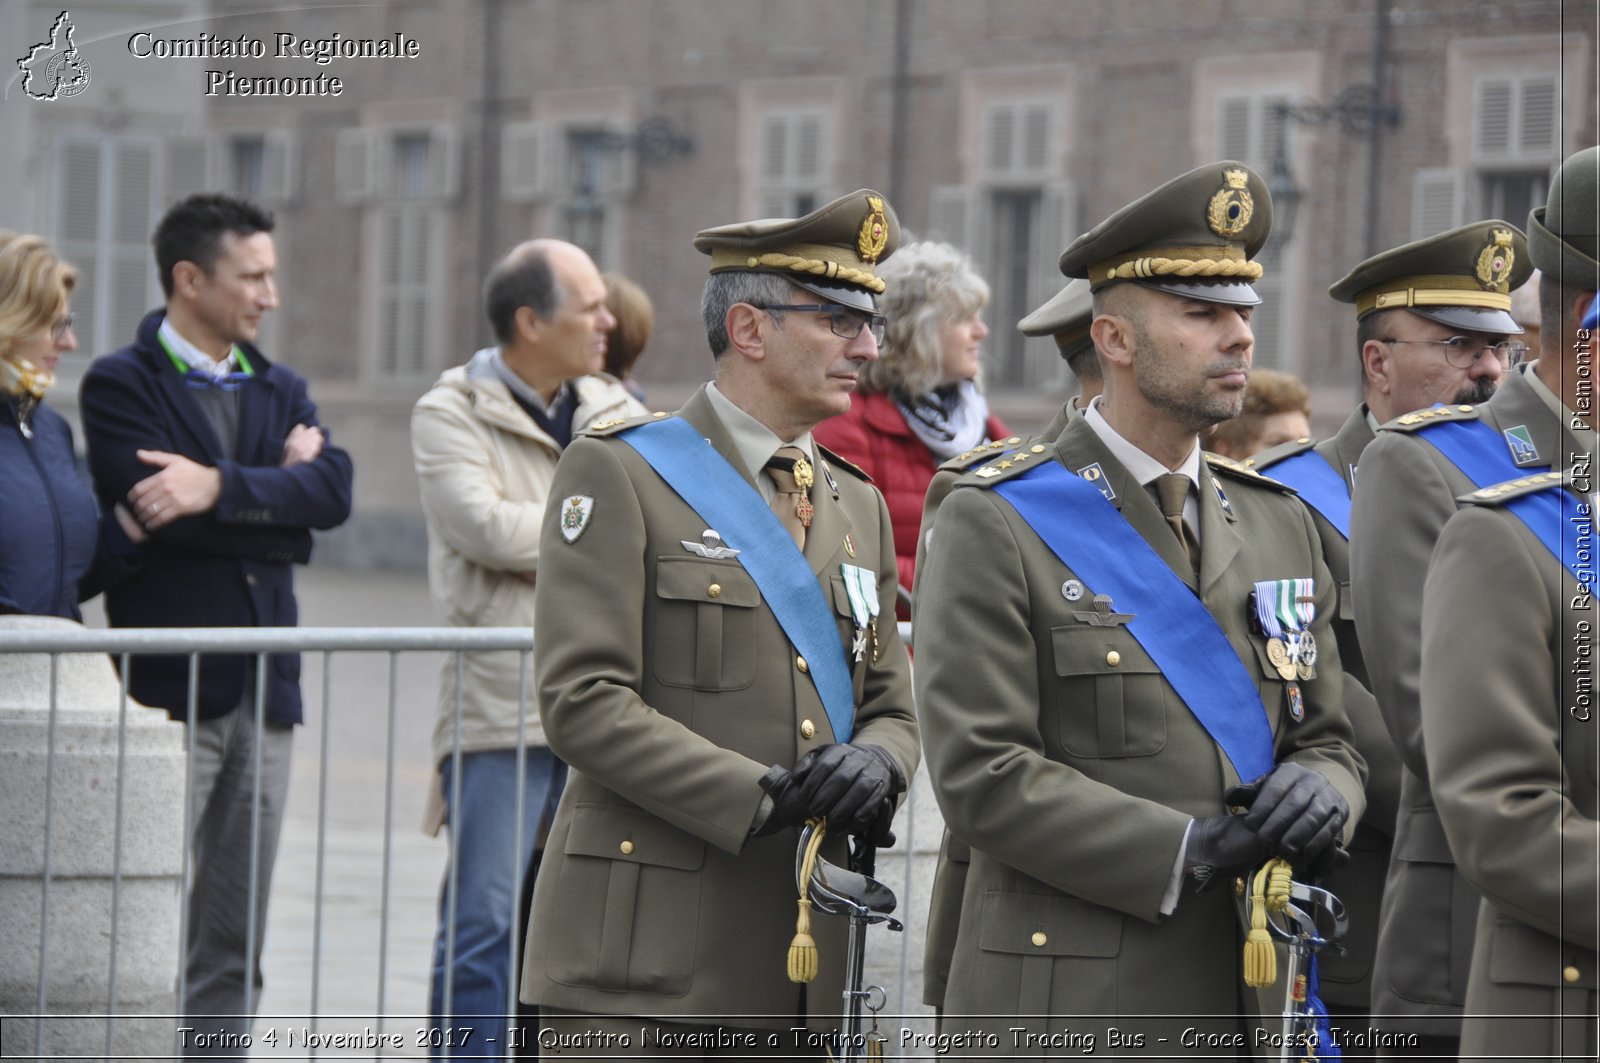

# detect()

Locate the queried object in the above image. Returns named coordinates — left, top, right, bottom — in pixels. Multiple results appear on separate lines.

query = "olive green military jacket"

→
left=1351, top=365, right=1586, bottom=1030
left=1421, top=477, right=1597, bottom=1062
left=521, top=386, right=920, bottom=1028
left=1248, top=406, right=1402, bottom=1009
left=915, top=415, right=1364, bottom=1041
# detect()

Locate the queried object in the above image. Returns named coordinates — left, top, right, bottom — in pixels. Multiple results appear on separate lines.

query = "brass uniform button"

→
left=708, top=583, right=721, bottom=598
left=1031, top=931, right=1047, bottom=947
left=1031, top=445, right=1046, bottom=453
left=1564, top=965, right=1581, bottom=983
left=619, top=840, right=634, bottom=855
left=800, top=719, right=816, bottom=739
left=796, top=656, right=809, bottom=673
left=1106, top=650, right=1121, bottom=667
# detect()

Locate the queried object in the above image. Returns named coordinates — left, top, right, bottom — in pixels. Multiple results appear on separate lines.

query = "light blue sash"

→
left=1421, top=416, right=1539, bottom=487
left=1257, top=450, right=1352, bottom=540
left=1501, top=481, right=1594, bottom=584
left=619, top=417, right=856, bottom=743
left=993, top=462, right=1275, bottom=782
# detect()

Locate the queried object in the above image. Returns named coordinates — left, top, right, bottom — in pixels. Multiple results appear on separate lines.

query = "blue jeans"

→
left=428, top=747, right=567, bottom=1060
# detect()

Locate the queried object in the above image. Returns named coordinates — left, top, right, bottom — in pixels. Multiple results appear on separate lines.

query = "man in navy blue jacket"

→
left=79, top=193, right=353, bottom=1053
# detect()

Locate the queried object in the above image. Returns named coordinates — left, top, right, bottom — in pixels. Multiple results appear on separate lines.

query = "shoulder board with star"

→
left=936, top=435, right=1028, bottom=473
left=815, top=444, right=872, bottom=483
left=1204, top=451, right=1292, bottom=491
left=1380, top=403, right=1483, bottom=434
left=578, top=411, right=671, bottom=437
left=1458, top=470, right=1571, bottom=507
left=958, top=440, right=1054, bottom=489
left=1241, top=435, right=1316, bottom=474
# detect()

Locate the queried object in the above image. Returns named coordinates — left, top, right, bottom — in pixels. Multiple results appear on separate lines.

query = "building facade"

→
left=4, top=0, right=1592, bottom=565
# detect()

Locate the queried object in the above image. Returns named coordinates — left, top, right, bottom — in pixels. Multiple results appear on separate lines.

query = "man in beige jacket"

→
left=411, top=239, right=643, bottom=1060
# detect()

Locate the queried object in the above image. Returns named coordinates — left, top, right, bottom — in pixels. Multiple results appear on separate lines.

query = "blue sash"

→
left=994, top=462, right=1275, bottom=781
left=619, top=417, right=857, bottom=743
left=1502, top=482, right=1595, bottom=585
left=1257, top=450, right=1352, bottom=540
left=1420, top=416, right=1540, bottom=488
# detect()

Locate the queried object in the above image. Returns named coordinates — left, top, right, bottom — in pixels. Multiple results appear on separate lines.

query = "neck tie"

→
left=765, top=445, right=814, bottom=550
left=1154, top=472, right=1201, bottom=575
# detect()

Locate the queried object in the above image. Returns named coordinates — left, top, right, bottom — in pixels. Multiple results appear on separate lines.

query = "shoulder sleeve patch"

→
left=1242, top=436, right=1315, bottom=472
left=957, top=439, right=1052, bottom=490
left=1204, top=451, right=1292, bottom=491
left=1380, top=403, right=1482, bottom=434
left=1459, top=470, right=1569, bottom=506
left=580, top=411, right=670, bottom=437
left=815, top=444, right=872, bottom=483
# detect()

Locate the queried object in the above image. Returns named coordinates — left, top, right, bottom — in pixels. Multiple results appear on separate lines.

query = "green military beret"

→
left=1019, top=277, right=1094, bottom=367
left=693, top=189, right=900, bottom=313
left=1058, top=160, right=1273, bottom=307
left=1528, top=146, right=1598, bottom=292
left=1328, top=219, right=1532, bottom=334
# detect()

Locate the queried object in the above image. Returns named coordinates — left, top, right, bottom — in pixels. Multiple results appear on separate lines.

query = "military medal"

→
left=792, top=456, right=815, bottom=527
left=1253, top=578, right=1317, bottom=681
left=841, top=563, right=880, bottom=664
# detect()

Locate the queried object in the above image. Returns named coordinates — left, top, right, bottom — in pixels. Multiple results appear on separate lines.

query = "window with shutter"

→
left=54, top=135, right=165, bottom=359
left=1411, top=167, right=1463, bottom=240
left=755, top=109, right=832, bottom=219
left=981, top=99, right=1057, bottom=184
left=1211, top=93, right=1290, bottom=363
left=1473, top=74, right=1560, bottom=163
left=374, top=203, right=437, bottom=378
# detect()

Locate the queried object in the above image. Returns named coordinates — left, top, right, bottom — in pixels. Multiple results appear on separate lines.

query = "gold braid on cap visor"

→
left=709, top=246, right=887, bottom=294
left=1090, top=245, right=1263, bottom=288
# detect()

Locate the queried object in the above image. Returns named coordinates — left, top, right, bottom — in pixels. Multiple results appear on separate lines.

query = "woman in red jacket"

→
left=814, top=240, right=1009, bottom=615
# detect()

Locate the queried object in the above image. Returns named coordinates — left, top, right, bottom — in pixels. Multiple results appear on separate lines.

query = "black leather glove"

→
left=862, top=798, right=897, bottom=849
left=751, top=764, right=810, bottom=837
left=793, top=743, right=904, bottom=836
left=1238, top=762, right=1349, bottom=865
left=1184, top=814, right=1271, bottom=887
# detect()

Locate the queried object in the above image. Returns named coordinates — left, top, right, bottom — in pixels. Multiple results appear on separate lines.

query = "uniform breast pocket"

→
left=1046, top=626, right=1168, bottom=758
left=652, top=556, right=761, bottom=691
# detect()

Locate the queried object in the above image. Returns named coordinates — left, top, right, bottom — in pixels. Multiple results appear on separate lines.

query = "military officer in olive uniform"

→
left=1350, top=155, right=1589, bottom=1056
left=1420, top=146, right=1598, bottom=1063
left=522, top=190, right=920, bottom=1054
left=916, top=161, right=1365, bottom=1052
left=917, top=277, right=1095, bottom=1018
left=1246, top=219, right=1533, bottom=1021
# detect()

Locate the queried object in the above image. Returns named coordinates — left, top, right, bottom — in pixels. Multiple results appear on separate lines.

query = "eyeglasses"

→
left=755, top=303, right=887, bottom=346
left=1380, top=335, right=1529, bottom=370
left=50, top=314, right=75, bottom=341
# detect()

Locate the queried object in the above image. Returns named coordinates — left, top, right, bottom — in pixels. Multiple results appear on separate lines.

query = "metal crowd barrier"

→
left=3, top=624, right=930, bottom=1059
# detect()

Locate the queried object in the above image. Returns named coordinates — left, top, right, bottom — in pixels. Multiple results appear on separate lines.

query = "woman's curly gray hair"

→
left=860, top=239, right=989, bottom=398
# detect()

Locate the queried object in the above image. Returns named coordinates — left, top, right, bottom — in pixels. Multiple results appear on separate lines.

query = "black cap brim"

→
left=790, top=275, right=880, bottom=313
left=1406, top=305, right=1522, bottom=335
left=1131, top=277, right=1262, bottom=307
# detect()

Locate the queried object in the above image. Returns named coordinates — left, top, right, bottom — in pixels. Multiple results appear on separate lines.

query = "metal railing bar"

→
left=35, top=653, right=61, bottom=1051
left=105, top=651, right=132, bottom=1059
left=441, top=651, right=466, bottom=1030
left=173, top=652, right=200, bottom=1059
left=0, top=627, right=534, bottom=654
left=374, top=651, right=399, bottom=1053
left=244, top=654, right=268, bottom=1022
left=310, top=650, right=334, bottom=1059
left=507, top=651, right=530, bottom=1041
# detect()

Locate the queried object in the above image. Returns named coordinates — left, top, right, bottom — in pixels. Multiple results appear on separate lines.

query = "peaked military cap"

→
left=693, top=189, right=900, bottom=313
left=1019, top=277, right=1094, bottom=367
left=1058, top=160, right=1273, bottom=307
left=1528, top=145, right=1598, bottom=292
left=1329, top=219, right=1532, bottom=334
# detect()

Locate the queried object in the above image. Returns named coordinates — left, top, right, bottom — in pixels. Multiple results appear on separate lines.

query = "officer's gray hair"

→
left=701, top=271, right=802, bottom=358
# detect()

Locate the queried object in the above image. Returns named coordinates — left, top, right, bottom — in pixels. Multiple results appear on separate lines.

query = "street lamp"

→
left=1268, top=85, right=1400, bottom=246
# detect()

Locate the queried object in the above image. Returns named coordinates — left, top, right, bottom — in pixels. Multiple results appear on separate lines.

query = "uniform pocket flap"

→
left=564, top=803, right=708, bottom=870
left=655, top=556, right=760, bottom=607
left=1488, top=918, right=1597, bottom=988
left=977, top=889, right=1123, bottom=956
left=1051, top=626, right=1160, bottom=676
left=1394, top=806, right=1456, bottom=864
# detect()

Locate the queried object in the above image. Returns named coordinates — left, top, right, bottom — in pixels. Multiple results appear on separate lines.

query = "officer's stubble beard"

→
left=1130, top=314, right=1251, bottom=435
left=1452, top=376, right=1498, bottom=406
